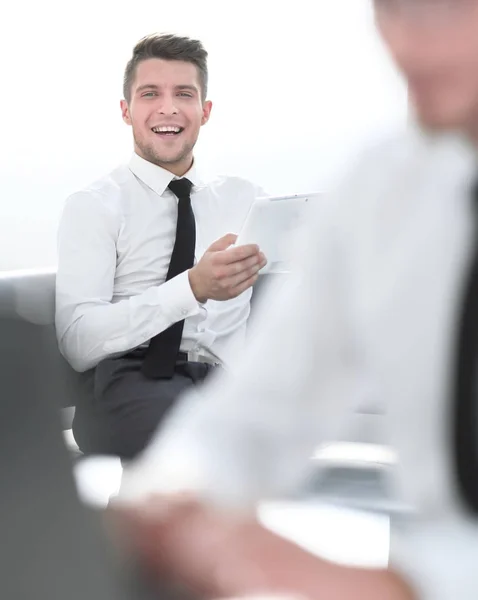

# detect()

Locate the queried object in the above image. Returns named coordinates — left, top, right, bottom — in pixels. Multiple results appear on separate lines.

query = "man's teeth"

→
left=152, top=126, right=182, bottom=133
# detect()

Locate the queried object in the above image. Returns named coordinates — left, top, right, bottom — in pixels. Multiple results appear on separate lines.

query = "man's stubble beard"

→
left=134, top=131, right=196, bottom=168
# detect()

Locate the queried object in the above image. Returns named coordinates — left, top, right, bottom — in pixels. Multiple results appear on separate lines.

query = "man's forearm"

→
left=57, top=271, right=201, bottom=372
left=109, top=498, right=415, bottom=600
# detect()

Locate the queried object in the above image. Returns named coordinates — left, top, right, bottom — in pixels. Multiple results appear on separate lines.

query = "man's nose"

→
left=156, top=96, right=179, bottom=115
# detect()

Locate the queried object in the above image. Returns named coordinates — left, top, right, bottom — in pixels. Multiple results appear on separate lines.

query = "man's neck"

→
left=167, top=159, right=194, bottom=177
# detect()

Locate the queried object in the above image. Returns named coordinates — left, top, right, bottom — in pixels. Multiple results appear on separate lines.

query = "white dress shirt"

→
left=119, top=129, right=478, bottom=599
left=56, top=153, right=264, bottom=372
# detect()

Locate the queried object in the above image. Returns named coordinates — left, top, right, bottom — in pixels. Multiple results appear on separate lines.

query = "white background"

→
left=0, top=0, right=406, bottom=270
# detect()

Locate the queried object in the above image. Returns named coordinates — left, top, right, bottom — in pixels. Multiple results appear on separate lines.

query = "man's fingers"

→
left=207, top=233, right=238, bottom=253
left=219, top=244, right=261, bottom=265
left=230, top=273, right=260, bottom=297
left=228, top=254, right=263, bottom=276
left=216, top=252, right=267, bottom=291
left=216, top=258, right=261, bottom=287
left=218, top=270, right=260, bottom=297
left=230, top=252, right=267, bottom=278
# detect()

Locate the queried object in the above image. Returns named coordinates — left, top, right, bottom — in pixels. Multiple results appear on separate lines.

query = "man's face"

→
left=374, top=0, right=478, bottom=135
left=121, top=58, right=212, bottom=174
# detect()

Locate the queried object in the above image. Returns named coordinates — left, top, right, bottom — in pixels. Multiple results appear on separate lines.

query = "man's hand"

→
left=108, top=494, right=415, bottom=600
left=188, top=234, right=267, bottom=303
left=109, top=494, right=247, bottom=596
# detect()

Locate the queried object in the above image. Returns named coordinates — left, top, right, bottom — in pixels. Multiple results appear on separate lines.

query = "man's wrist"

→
left=188, top=269, right=207, bottom=303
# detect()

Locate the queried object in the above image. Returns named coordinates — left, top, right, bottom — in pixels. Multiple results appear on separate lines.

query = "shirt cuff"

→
left=159, top=270, right=201, bottom=323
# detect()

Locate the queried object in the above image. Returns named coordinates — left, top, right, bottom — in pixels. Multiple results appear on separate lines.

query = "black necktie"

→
left=141, top=178, right=196, bottom=379
left=453, top=181, right=478, bottom=513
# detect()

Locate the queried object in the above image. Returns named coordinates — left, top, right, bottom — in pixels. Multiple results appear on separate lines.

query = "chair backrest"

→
left=0, top=269, right=90, bottom=412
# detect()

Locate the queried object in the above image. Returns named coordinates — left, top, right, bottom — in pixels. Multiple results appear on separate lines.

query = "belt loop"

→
left=187, top=350, right=199, bottom=362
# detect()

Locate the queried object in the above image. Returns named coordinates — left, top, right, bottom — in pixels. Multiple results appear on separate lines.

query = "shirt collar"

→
left=128, top=152, right=206, bottom=197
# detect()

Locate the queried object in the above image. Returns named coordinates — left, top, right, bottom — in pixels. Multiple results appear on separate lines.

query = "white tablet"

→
left=236, top=192, right=322, bottom=273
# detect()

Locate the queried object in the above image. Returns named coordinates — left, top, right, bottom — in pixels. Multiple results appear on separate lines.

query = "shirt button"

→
left=182, top=309, right=189, bottom=316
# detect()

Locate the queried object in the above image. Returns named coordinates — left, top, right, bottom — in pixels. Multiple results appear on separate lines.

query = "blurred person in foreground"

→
left=112, top=2, right=478, bottom=599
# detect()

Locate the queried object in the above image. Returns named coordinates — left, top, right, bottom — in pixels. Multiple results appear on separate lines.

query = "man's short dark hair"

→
left=123, top=33, right=208, bottom=103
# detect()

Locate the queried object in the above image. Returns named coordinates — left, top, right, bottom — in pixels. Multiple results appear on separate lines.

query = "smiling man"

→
left=55, top=33, right=267, bottom=460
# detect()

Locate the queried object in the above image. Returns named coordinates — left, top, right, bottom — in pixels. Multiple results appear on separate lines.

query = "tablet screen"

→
left=236, top=193, right=321, bottom=273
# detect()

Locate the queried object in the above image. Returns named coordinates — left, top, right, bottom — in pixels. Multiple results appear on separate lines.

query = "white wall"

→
left=0, top=0, right=406, bottom=270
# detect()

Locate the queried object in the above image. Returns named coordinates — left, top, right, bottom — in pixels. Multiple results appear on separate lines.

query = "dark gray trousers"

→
left=73, top=349, right=217, bottom=460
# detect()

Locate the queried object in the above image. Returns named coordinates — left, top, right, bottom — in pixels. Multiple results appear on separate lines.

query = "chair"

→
left=0, top=269, right=87, bottom=442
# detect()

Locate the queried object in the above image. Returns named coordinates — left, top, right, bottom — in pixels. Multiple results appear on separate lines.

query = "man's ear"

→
left=201, top=100, right=213, bottom=126
left=121, top=99, right=132, bottom=125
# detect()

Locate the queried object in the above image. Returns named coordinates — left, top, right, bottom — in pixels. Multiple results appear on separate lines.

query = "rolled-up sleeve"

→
left=55, top=192, right=200, bottom=372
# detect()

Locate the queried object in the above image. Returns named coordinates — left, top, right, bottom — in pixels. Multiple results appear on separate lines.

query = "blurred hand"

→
left=188, top=234, right=267, bottom=303
left=108, top=494, right=322, bottom=597
left=109, top=493, right=249, bottom=596
left=107, top=494, right=414, bottom=600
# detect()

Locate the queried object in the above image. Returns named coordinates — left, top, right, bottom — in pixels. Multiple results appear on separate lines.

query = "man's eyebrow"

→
left=135, top=84, right=199, bottom=93
left=135, top=84, right=159, bottom=93
left=175, top=84, right=199, bottom=92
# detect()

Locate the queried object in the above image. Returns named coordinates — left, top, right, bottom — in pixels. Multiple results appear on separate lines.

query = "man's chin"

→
left=134, top=136, right=193, bottom=165
left=154, top=154, right=185, bottom=165
left=142, top=148, right=191, bottom=168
